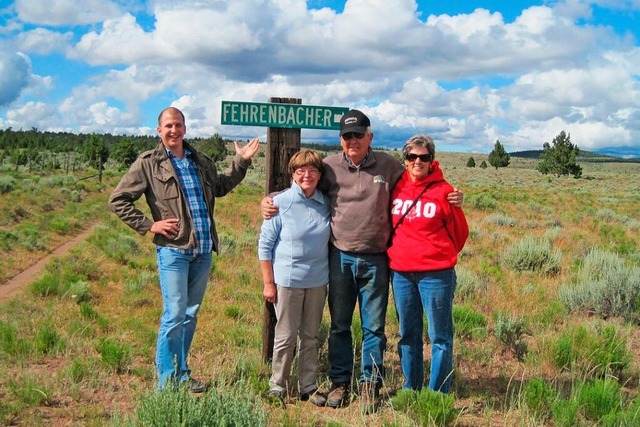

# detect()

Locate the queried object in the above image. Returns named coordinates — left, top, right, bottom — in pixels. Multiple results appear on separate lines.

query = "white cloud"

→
left=0, top=0, right=638, bottom=154
left=0, top=51, right=31, bottom=106
left=15, top=28, right=72, bottom=55
left=15, top=0, right=122, bottom=26
left=4, top=101, right=55, bottom=127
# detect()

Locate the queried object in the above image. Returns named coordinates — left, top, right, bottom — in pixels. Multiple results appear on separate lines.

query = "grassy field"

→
left=1, top=148, right=639, bottom=426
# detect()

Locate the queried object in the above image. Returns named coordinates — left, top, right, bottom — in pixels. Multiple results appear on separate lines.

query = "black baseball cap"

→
left=339, top=109, right=370, bottom=136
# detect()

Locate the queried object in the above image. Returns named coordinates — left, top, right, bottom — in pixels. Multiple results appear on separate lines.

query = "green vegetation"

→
left=537, top=130, right=583, bottom=178
left=1, top=141, right=639, bottom=425
left=487, top=139, right=510, bottom=169
left=391, top=388, right=457, bottom=426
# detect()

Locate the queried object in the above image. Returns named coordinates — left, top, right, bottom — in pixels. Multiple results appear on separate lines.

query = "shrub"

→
left=558, top=248, right=640, bottom=322
left=116, top=380, right=268, bottom=426
left=0, top=229, right=19, bottom=251
left=523, top=378, right=556, bottom=421
left=79, top=302, right=99, bottom=319
left=455, top=267, right=485, bottom=300
left=7, top=376, right=53, bottom=406
left=391, top=388, right=457, bottom=426
left=468, top=193, right=497, bottom=210
left=552, top=324, right=631, bottom=378
left=578, top=379, right=621, bottom=421
left=69, top=280, right=92, bottom=303
left=124, top=271, right=156, bottom=295
left=494, top=312, right=527, bottom=360
left=35, top=324, right=66, bottom=355
left=0, top=176, right=16, bottom=193
left=551, top=399, right=579, bottom=427
left=0, top=320, right=31, bottom=358
left=107, top=234, right=142, bottom=265
left=504, top=235, right=561, bottom=275
left=453, top=305, right=488, bottom=339
left=484, top=213, right=516, bottom=227
left=224, top=305, right=242, bottom=319
left=96, top=338, right=131, bottom=374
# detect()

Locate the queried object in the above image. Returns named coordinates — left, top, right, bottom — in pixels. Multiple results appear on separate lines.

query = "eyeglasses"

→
left=405, top=153, right=433, bottom=162
left=294, top=168, right=320, bottom=176
left=342, top=132, right=365, bottom=141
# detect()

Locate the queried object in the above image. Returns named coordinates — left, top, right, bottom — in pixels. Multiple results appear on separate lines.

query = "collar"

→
left=291, top=181, right=325, bottom=204
left=342, top=149, right=370, bottom=168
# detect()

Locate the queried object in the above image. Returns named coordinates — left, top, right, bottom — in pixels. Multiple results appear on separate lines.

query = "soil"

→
left=0, top=226, right=96, bottom=301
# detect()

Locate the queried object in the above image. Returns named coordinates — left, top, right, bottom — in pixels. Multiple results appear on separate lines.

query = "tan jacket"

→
left=108, top=141, right=251, bottom=253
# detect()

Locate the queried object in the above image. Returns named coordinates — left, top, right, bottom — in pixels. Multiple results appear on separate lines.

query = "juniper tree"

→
left=488, top=140, right=511, bottom=170
left=537, top=131, right=582, bottom=178
left=466, top=156, right=476, bottom=167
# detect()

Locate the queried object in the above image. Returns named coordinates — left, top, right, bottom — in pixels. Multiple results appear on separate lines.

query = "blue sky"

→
left=1, top=0, right=639, bottom=155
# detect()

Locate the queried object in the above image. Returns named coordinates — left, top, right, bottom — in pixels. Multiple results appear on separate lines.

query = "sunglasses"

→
left=405, top=153, right=433, bottom=162
left=342, top=132, right=365, bottom=141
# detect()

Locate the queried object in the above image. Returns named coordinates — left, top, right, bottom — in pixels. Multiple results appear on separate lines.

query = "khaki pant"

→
left=269, top=284, right=327, bottom=395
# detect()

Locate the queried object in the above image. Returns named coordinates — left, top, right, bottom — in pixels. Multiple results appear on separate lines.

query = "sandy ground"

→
left=0, top=227, right=95, bottom=301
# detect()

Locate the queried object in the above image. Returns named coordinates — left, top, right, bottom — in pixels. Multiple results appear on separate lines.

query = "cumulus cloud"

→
left=0, top=0, right=638, bottom=154
left=14, top=28, right=72, bottom=55
left=15, top=0, right=122, bottom=26
left=0, top=51, right=31, bottom=107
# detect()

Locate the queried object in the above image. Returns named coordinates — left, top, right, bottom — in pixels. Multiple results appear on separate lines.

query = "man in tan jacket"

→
left=109, top=107, right=259, bottom=391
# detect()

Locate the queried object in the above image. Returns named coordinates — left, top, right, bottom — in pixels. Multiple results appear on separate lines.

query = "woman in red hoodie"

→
left=387, top=134, right=469, bottom=393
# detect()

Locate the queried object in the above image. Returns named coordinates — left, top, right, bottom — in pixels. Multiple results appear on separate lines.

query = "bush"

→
left=468, top=193, right=497, bottom=210
left=494, top=313, right=527, bottom=359
left=558, top=248, right=640, bottom=322
left=455, top=267, right=485, bottom=300
left=453, top=305, right=488, bottom=339
left=117, top=380, right=269, bottom=426
left=551, top=399, right=579, bottom=427
left=96, top=338, right=131, bottom=374
left=35, top=324, right=66, bottom=355
left=391, top=388, right=457, bottom=426
left=578, top=379, right=621, bottom=421
left=504, top=235, right=561, bottom=275
left=523, top=378, right=556, bottom=421
left=484, top=213, right=516, bottom=227
left=7, top=376, right=52, bottom=406
left=0, top=320, right=31, bottom=358
left=0, top=176, right=16, bottom=193
left=552, top=324, right=631, bottom=378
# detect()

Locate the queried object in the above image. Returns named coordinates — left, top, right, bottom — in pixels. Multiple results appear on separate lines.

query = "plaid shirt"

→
left=167, top=148, right=212, bottom=255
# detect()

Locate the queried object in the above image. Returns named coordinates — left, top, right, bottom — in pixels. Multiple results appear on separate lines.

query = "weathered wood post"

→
left=262, top=97, right=301, bottom=363
left=220, top=97, right=347, bottom=363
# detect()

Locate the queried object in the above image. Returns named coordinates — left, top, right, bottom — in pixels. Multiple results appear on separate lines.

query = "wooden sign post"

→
left=221, top=97, right=348, bottom=362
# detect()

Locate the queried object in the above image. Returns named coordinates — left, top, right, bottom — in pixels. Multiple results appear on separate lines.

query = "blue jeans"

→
left=392, top=269, right=456, bottom=392
left=327, top=247, right=389, bottom=386
left=156, top=247, right=212, bottom=388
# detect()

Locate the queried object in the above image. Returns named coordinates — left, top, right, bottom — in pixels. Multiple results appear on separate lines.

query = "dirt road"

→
left=0, top=227, right=96, bottom=301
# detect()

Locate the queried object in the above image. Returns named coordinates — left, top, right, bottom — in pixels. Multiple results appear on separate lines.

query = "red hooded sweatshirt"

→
left=387, top=160, right=469, bottom=272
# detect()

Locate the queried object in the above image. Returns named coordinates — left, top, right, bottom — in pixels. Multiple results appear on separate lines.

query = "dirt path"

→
left=0, top=226, right=96, bottom=302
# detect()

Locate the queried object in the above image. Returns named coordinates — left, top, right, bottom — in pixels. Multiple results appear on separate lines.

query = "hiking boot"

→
left=301, top=389, right=327, bottom=407
left=359, top=382, right=382, bottom=415
left=184, top=377, right=210, bottom=394
left=326, top=382, right=350, bottom=408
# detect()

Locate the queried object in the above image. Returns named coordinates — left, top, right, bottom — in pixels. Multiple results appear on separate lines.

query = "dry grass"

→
left=1, top=151, right=639, bottom=426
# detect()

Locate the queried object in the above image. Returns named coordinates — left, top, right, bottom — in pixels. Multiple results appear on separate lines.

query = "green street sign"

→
left=221, top=101, right=349, bottom=130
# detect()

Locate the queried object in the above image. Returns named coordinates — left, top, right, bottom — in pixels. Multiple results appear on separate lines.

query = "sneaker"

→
left=185, top=377, right=210, bottom=394
left=359, top=382, right=381, bottom=415
left=301, top=389, right=327, bottom=407
left=326, top=382, right=350, bottom=408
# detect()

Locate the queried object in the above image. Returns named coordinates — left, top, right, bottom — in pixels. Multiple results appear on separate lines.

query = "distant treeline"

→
left=510, top=150, right=640, bottom=163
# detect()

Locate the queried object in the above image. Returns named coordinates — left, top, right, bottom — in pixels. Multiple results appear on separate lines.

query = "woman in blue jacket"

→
left=258, top=149, right=330, bottom=406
